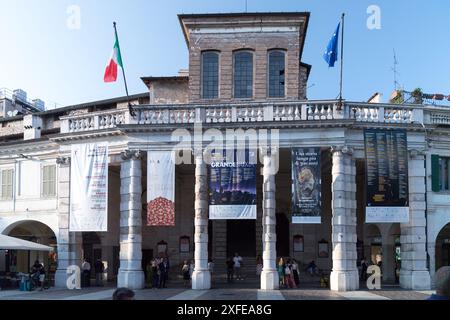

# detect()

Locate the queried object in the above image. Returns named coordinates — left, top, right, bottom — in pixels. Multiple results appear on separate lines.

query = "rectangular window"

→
left=233, top=51, right=253, bottom=99
left=1, top=169, right=13, bottom=200
left=202, top=52, right=219, bottom=99
left=268, top=51, right=286, bottom=98
left=432, top=155, right=450, bottom=192
left=42, top=165, right=56, bottom=197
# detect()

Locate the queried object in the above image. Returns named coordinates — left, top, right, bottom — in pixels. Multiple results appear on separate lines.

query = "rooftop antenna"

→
left=391, top=49, right=401, bottom=91
left=245, top=0, right=248, bottom=12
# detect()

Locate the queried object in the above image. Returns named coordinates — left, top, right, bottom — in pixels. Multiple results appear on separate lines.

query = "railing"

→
left=59, top=99, right=450, bottom=133
left=60, top=109, right=127, bottom=133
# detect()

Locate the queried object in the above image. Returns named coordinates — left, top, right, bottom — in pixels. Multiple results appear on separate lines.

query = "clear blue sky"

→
left=1, top=0, right=449, bottom=108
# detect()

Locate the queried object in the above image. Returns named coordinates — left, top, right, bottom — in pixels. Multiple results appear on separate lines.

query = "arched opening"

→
left=363, top=224, right=382, bottom=266
left=435, top=223, right=450, bottom=271
left=1, top=220, right=57, bottom=285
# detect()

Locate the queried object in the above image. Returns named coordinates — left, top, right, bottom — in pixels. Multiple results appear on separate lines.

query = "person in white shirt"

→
left=233, top=253, right=243, bottom=281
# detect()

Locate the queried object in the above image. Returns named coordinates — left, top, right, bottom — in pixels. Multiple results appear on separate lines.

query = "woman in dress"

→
left=256, top=255, right=263, bottom=276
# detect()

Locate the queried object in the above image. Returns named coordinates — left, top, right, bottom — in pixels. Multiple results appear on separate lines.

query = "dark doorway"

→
left=276, top=213, right=290, bottom=257
left=208, top=221, right=213, bottom=259
left=442, top=243, right=450, bottom=267
left=227, top=220, right=256, bottom=257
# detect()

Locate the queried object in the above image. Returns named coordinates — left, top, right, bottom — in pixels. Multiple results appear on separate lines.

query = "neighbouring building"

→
left=0, top=12, right=449, bottom=292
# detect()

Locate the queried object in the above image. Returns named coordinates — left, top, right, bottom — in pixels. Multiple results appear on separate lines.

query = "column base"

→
left=192, top=270, right=211, bottom=290
left=260, top=269, right=279, bottom=290
left=54, top=269, right=69, bottom=289
left=399, top=270, right=431, bottom=290
left=330, top=270, right=359, bottom=292
left=117, top=270, right=145, bottom=290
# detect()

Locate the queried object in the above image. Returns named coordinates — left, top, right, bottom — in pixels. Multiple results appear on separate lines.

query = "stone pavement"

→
left=0, top=284, right=433, bottom=301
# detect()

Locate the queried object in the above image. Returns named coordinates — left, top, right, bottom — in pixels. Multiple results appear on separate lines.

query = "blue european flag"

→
left=323, top=22, right=340, bottom=67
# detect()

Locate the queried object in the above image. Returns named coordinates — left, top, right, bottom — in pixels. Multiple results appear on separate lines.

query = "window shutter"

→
left=431, top=155, right=440, bottom=192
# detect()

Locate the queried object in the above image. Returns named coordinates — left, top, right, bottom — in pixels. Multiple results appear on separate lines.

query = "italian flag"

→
left=104, top=33, right=123, bottom=83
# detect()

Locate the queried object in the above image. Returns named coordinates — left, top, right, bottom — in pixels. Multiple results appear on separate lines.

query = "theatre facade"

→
left=1, top=12, right=450, bottom=292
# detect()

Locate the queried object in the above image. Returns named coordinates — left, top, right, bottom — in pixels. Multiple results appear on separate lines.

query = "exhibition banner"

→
left=147, top=151, right=175, bottom=226
left=291, top=148, right=321, bottom=224
left=70, top=143, right=109, bottom=231
left=209, top=150, right=257, bottom=219
left=364, top=129, right=409, bottom=223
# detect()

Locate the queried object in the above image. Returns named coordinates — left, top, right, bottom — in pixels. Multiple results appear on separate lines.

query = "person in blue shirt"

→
left=428, top=266, right=450, bottom=300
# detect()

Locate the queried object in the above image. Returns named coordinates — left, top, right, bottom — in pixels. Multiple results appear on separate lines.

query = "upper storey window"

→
left=202, top=51, right=219, bottom=99
left=233, top=51, right=253, bottom=99
left=268, top=50, right=286, bottom=98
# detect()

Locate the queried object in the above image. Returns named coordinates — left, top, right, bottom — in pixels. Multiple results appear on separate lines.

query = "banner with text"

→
left=147, top=151, right=175, bottom=226
left=209, top=150, right=257, bottom=220
left=364, top=129, right=409, bottom=223
left=292, top=148, right=322, bottom=224
left=70, top=143, right=108, bottom=232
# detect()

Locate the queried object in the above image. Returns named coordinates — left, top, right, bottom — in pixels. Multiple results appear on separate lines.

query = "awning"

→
left=0, top=234, right=54, bottom=251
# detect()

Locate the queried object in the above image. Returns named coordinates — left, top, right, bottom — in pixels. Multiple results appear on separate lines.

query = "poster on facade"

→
left=147, top=151, right=175, bottom=226
left=209, top=150, right=257, bottom=219
left=291, top=148, right=322, bottom=224
left=364, top=129, right=409, bottom=223
left=70, top=143, right=108, bottom=232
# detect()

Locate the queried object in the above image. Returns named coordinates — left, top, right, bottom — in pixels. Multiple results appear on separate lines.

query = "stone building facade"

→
left=0, top=12, right=449, bottom=292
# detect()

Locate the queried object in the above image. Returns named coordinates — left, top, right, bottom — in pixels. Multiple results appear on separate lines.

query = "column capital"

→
left=56, top=156, right=71, bottom=165
left=409, top=149, right=426, bottom=160
left=331, top=145, right=353, bottom=156
left=121, top=149, right=142, bottom=161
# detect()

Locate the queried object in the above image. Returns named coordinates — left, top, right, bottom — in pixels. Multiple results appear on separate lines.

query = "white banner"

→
left=365, top=207, right=410, bottom=223
left=147, top=151, right=175, bottom=226
left=70, top=143, right=108, bottom=231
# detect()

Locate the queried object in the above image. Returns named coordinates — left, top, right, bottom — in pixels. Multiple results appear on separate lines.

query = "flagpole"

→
left=113, top=22, right=135, bottom=117
left=338, top=13, right=345, bottom=109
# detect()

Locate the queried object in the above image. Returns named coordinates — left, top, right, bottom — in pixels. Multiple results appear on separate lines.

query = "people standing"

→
left=277, top=257, right=285, bottom=288
left=208, top=259, right=214, bottom=281
left=182, top=260, right=190, bottom=288
left=151, top=259, right=159, bottom=289
left=360, top=258, right=368, bottom=281
left=233, top=253, right=243, bottom=281
left=94, top=259, right=105, bottom=286
left=158, top=258, right=168, bottom=288
left=256, top=255, right=263, bottom=276
left=81, top=258, right=91, bottom=288
left=226, top=257, right=234, bottom=283
left=285, top=260, right=296, bottom=289
left=292, top=259, right=300, bottom=286
left=145, top=260, right=153, bottom=288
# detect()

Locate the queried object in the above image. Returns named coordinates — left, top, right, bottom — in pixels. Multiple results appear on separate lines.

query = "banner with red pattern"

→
left=147, top=151, right=175, bottom=226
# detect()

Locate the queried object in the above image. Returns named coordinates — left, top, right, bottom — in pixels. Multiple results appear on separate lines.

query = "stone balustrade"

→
left=59, top=100, right=450, bottom=133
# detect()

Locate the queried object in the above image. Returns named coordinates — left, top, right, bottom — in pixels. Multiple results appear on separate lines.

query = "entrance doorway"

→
left=436, top=223, right=450, bottom=270
left=276, top=213, right=290, bottom=257
left=226, top=220, right=256, bottom=257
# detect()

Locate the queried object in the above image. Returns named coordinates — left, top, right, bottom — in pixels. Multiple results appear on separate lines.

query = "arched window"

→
left=202, top=51, right=219, bottom=99
left=268, top=50, right=286, bottom=98
left=233, top=51, right=253, bottom=98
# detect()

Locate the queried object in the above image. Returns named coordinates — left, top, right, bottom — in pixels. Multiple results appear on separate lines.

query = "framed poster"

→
left=293, top=235, right=304, bottom=252
left=318, top=239, right=329, bottom=258
left=179, top=236, right=190, bottom=253
left=157, top=240, right=168, bottom=256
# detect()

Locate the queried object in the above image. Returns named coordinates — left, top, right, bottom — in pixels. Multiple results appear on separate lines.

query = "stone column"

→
left=117, top=150, right=145, bottom=289
left=400, top=153, right=431, bottom=289
left=427, top=242, right=436, bottom=288
left=55, top=156, right=72, bottom=288
left=330, top=146, right=359, bottom=291
left=260, top=150, right=279, bottom=290
left=192, top=151, right=211, bottom=290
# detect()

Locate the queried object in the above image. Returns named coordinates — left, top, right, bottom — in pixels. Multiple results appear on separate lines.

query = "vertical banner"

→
left=292, top=148, right=321, bottom=224
left=364, top=129, right=409, bottom=223
left=209, top=150, right=257, bottom=219
left=147, top=151, right=175, bottom=226
left=70, top=143, right=108, bottom=231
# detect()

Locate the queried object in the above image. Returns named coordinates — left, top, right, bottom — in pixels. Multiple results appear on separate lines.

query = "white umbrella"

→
left=0, top=234, right=54, bottom=251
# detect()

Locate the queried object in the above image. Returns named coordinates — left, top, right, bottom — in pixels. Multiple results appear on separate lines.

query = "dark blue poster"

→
left=291, top=148, right=322, bottom=224
left=209, top=150, right=257, bottom=220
